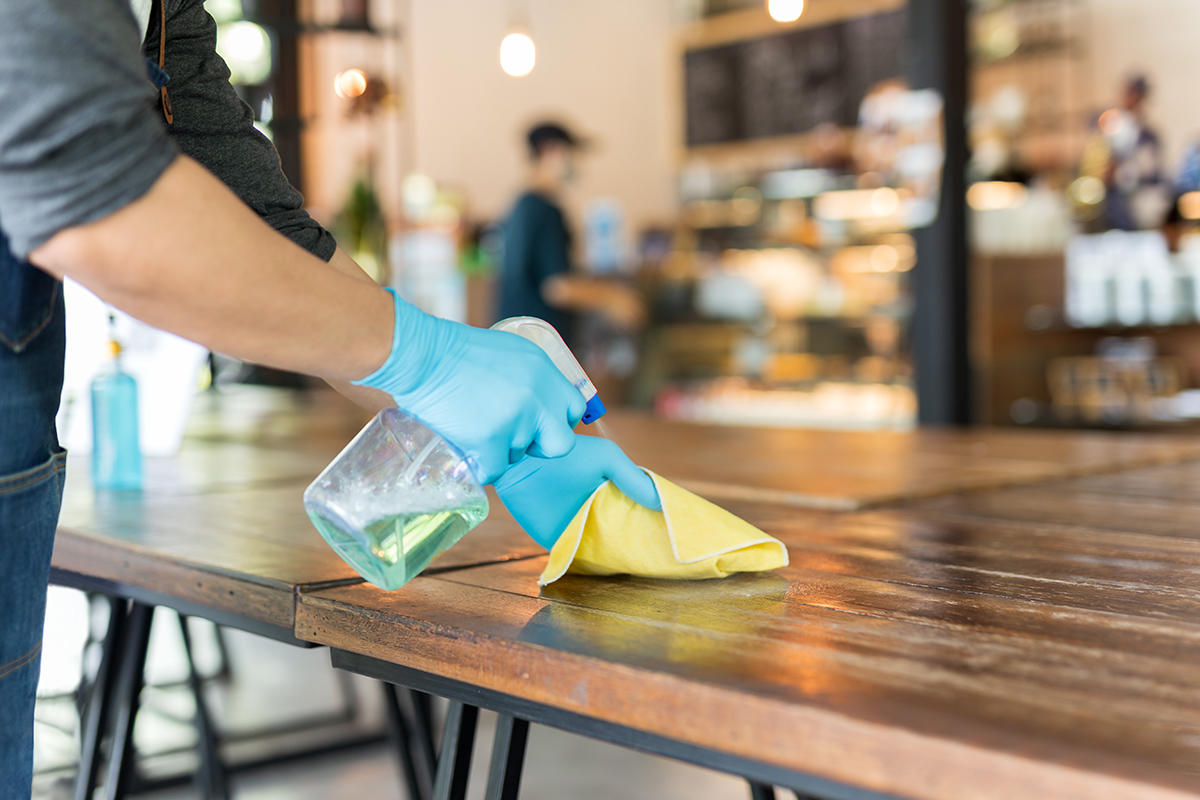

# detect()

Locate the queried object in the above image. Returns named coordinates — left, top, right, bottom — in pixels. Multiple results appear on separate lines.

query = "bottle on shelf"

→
left=90, top=315, right=142, bottom=490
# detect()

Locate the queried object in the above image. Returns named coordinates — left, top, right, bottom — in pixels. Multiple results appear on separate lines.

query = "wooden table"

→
left=53, top=468, right=539, bottom=638
left=51, top=388, right=543, bottom=634
left=51, top=387, right=1200, bottom=800
left=602, top=411, right=1200, bottom=509
left=297, top=497, right=1200, bottom=800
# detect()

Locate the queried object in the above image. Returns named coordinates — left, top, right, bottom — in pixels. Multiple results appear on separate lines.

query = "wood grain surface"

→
left=297, top=503, right=1200, bottom=800
left=600, top=410, right=1200, bottom=509
left=909, top=478, right=1200, bottom=539
left=63, top=441, right=334, bottom=496
left=54, top=479, right=357, bottom=627
left=53, top=478, right=542, bottom=628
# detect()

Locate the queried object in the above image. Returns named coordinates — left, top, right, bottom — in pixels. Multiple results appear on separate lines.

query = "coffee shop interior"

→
left=33, top=0, right=1200, bottom=798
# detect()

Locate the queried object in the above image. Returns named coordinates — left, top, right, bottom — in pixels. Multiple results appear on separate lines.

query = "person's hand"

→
left=495, top=434, right=662, bottom=549
left=354, top=288, right=586, bottom=483
left=601, top=285, right=647, bottom=330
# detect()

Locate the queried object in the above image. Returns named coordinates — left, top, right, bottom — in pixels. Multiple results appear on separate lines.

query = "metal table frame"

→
left=331, top=649, right=901, bottom=800
left=50, top=568, right=434, bottom=800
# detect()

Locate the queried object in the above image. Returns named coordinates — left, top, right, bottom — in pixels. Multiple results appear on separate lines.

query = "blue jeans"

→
left=0, top=230, right=67, bottom=799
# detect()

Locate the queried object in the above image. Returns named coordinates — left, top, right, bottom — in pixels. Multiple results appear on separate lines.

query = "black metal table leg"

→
left=177, top=613, right=231, bottom=799
left=483, top=714, right=529, bottom=800
left=74, top=597, right=128, bottom=800
left=382, top=682, right=431, bottom=800
left=103, top=601, right=154, bottom=799
left=749, top=782, right=778, bottom=800
left=432, top=702, right=478, bottom=800
left=211, top=622, right=234, bottom=682
left=411, top=689, right=438, bottom=769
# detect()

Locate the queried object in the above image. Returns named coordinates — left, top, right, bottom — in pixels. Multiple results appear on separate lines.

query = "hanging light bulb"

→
left=766, top=0, right=804, bottom=23
left=499, top=30, right=536, bottom=77
left=334, top=68, right=368, bottom=99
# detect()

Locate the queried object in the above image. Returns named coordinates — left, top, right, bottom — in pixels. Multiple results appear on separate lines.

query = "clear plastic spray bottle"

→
left=304, top=316, right=605, bottom=589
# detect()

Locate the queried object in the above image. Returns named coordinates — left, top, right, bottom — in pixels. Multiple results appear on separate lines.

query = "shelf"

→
left=656, top=312, right=907, bottom=329
left=1036, top=321, right=1200, bottom=335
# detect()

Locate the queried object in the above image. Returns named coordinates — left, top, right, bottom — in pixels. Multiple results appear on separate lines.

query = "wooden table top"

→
left=180, top=388, right=1200, bottom=509
left=908, top=468, right=1200, bottom=539
left=62, top=441, right=335, bottom=497
left=53, top=463, right=542, bottom=630
left=54, top=475, right=357, bottom=629
left=296, top=501, right=1200, bottom=800
left=51, top=388, right=1200, bottom=795
left=600, top=411, right=1200, bottom=509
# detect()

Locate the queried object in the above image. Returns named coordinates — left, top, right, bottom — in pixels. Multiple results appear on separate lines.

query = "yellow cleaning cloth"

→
left=539, top=471, right=789, bottom=586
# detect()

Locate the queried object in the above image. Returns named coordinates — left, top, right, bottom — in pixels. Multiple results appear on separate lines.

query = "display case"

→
left=634, top=0, right=942, bottom=430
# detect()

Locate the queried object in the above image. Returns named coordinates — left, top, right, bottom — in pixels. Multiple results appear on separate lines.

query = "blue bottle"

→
left=91, top=320, right=142, bottom=490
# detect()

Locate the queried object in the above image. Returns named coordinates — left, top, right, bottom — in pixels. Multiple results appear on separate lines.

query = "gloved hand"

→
left=354, top=288, right=586, bottom=484
left=495, top=434, right=662, bottom=549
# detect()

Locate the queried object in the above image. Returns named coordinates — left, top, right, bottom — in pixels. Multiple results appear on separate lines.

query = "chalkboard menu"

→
left=684, top=9, right=907, bottom=146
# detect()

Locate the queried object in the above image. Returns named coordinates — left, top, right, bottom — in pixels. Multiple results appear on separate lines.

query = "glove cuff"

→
left=353, top=288, right=435, bottom=397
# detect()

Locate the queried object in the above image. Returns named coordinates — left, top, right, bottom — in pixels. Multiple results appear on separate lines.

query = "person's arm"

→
left=533, top=206, right=645, bottom=329
left=543, top=275, right=646, bottom=329
left=325, top=248, right=393, bottom=411
left=0, top=0, right=591, bottom=485
left=149, top=0, right=336, bottom=259
left=31, top=156, right=391, bottom=383
left=144, top=0, right=390, bottom=401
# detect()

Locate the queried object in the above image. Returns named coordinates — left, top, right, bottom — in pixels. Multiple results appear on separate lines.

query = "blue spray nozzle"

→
left=582, top=394, right=607, bottom=425
left=492, top=316, right=607, bottom=425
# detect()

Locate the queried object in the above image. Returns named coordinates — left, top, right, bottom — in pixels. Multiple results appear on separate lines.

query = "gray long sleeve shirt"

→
left=0, top=0, right=335, bottom=261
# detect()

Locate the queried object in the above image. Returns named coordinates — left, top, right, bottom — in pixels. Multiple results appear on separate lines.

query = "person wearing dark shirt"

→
left=500, top=181, right=576, bottom=335
left=497, top=122, right=644, bottom=343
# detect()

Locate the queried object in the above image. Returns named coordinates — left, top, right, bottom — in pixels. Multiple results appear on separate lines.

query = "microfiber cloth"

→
left=539, top=471, right=789, bottom=586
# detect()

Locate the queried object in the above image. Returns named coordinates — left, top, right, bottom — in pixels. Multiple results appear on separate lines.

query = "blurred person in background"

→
left=496, top=122, right=645, bottom=346
left=1080, top=74, right=1167, bottom=230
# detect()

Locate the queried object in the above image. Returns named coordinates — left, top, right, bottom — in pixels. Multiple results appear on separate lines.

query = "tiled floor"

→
left=33, top=588, right=749, bottom=800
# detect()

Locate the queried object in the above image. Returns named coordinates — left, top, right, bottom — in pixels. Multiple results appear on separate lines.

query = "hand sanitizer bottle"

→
left=90, top=316, right=142, bottom=490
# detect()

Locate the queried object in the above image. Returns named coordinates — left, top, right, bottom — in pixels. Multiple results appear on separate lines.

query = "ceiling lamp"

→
left=334, top=68, right=368, bottom=99
left=500, top=30, right=536, bottom=78
left=766, top=0, right=805, bottom=24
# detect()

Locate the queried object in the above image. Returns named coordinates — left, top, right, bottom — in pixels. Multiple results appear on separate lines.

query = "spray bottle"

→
left=304, top=317, right=605, bottom=589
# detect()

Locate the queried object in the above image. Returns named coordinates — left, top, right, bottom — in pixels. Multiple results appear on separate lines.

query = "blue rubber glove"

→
left=495, top=434, right=662, bottom=550
left=354, top=289, right=586, bottom=484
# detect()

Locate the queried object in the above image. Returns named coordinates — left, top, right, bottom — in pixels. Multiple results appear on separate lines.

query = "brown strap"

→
left=159, top=0, right=173, bottom=124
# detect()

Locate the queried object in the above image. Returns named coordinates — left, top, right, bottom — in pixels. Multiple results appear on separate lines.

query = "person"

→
left=496, top=122, right=644, bottom=344
left=0, top=2, right=658, bottom=795
left=1080, top=74, right=1167, bottom=231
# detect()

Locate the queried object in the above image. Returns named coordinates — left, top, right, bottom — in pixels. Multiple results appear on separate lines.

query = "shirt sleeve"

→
left=0, top=0, right=180, bottom=260
left=148, top=0, right=336, bottom=260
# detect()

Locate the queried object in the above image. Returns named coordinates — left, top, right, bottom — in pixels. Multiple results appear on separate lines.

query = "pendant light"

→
left=500, top=1, right=536, bottom=78
left=500, top=30, right=536, bottom=77
left=766, top=0, right=804, bottom=23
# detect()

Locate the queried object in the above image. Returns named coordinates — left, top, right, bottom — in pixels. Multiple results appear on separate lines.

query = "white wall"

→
left=407, top=0, right=681, bottom=237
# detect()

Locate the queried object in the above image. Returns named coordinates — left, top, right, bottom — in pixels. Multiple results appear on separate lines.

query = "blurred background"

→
left=59, top=0, right=1200, bottom=436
